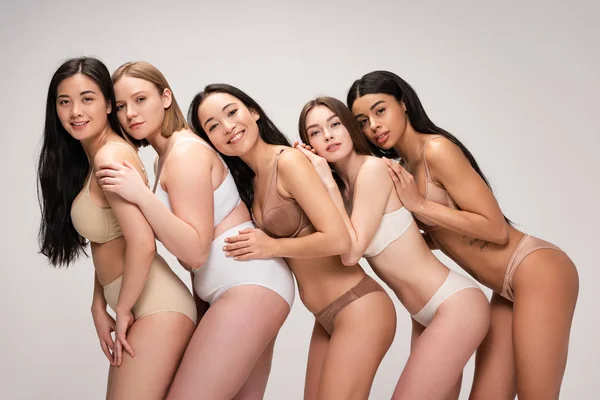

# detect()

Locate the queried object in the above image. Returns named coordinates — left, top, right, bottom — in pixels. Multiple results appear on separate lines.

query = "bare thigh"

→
left=394, top=288, right=489, bottom=400
left=233, top=337, right=277, bottom=400
left=108, top=312, right=195, bottom=400
left=304, top=321, right=331, bottom=400
left=470, top=293, right=516, bottom=400
left=411, top=319, right=463, bottom=400
left=318, top=291, right=396, bottom=400
left=512, top=249, right=578, bottom=399
left=166, top=285, right=290, bottom=400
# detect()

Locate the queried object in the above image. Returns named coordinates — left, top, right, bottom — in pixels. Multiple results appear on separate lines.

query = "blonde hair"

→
left=112, top=61, right=188, bottom=147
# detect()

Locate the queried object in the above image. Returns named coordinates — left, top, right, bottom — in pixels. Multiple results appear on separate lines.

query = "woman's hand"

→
left=294, top=143, right=336, bottom=188
left=96, top=160, right=148, bottom=205
left=91, top=307, right=116, bottom=366
left=223, top=228, right=276, bottom=261
left=383, top=157, right=425, bottom=212
left=114, top=309, right=135, bottom=367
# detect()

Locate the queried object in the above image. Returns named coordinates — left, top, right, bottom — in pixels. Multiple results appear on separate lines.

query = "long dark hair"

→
left=348, top=70, right=511, bottom=222
left=298, top=96, right=371, bottom=192
left=188, top=84, right=291, bottom=210
left=37, top=57, right=125, bottom=267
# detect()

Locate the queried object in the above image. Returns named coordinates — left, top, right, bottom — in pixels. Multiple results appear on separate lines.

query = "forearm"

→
left=137, top=189, right=210, bottom=267
left=413, top=200, right=508, bottom=244
left=326, top=185, right=364, bottom=265
left=92, top=273, right=107, bottom=312
left=115, top=244, right=154, bottom=313
left=272, top=230, right=348, bottom=259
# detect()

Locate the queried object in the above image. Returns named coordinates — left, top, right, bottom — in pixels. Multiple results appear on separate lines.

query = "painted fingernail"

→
left=225, top=252, right=230, bottom=256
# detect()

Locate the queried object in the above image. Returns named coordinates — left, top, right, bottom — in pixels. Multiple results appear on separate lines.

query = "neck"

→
left=392, top=124, right=427, bottom=167
left=333, top=150, right=368, bottom=188
left=80, top=124, right=114, bottom=165
left=147, top=129, right=171, bottom=157
left=239, top=138, right=280, bottom=176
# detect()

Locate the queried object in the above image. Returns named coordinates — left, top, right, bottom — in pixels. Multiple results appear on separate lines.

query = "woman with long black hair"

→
left=189, top=84, right=396, bottom=400
left=37, top=57, right=196, bottom=399
left=348, top=70, right=579, bottom=399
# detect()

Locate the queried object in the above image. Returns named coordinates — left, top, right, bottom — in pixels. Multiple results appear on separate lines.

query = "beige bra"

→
left=70, top=142, right=147, bottom=244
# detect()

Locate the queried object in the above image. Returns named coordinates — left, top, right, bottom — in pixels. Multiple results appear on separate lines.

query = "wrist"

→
left=115, top=304, right=131, bottom=316
left=270, top=237, right=280, bottom=258
left=136, top=186, right=153, bottom=208
left=325, top=181, right=338, bottom=191
left=411, top=197, right=427, bottom=214
left=91, top=301, right=106, bottom=313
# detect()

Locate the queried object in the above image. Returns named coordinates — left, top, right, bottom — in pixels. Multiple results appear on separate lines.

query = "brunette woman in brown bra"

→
left=188, top=84, right=396, bottom=400
left=348, top=70, right=579, bottom=399
left=37, top=57, right=196, bottom=399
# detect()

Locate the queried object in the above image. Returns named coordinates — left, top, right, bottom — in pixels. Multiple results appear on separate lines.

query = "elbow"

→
left=183, top=243, right=211, bottom=270
left=489, top=223, right=509, bottom=245
left=128, top=237, right=156, bottom=258
left=333, top=232, right=351, bottom=256
left=341, top=252, right=361, bottom=267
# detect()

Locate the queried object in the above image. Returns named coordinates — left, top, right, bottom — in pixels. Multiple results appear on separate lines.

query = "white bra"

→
left=154, top=138, right=241, bottom=227
left=364, top=206, right=414, bottom=258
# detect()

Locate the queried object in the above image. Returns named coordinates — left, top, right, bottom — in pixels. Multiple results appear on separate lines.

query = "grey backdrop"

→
left=1, top=0, right=598, bottom=398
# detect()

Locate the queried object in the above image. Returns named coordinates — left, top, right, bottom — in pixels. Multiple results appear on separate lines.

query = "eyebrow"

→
left=57, top=89, right=97, bottom=99
left=306, top=114, right=338, bottom=131
left=203, top=102, right=237, bottom=128
left=354, top=100, right=386, bottom=119
left=116, top=91, right=147, bottom=103
left=370, top=100, right=385, bottom=110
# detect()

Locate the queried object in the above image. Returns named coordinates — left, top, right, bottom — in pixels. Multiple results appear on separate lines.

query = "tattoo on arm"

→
left=464, top=235, right=490, bottom=250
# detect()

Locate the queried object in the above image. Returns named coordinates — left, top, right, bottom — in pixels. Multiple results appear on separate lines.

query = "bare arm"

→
left=392, top=138, right=508, bottom=244
left=272, top=149, right=351, bottom=258
left=94, top=146, right=155, bottom=315
left=326, top=159, right=392, bottom=266
left=91, top=272, right=107, bottom=313
left=135, top=143, right=215, bottom=269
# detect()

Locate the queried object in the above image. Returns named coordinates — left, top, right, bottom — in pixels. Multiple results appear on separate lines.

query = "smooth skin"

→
left=196, top=91, right=396, bottom=400
left=97, top=74, right=290, bottom=400
left=298, top=103, right=489, bottom=399
left=57, top=73, right=194, bottom=400
left=352, top=92, right=579, bottom=399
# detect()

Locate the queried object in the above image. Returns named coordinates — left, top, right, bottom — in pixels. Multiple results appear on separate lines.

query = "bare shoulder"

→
left=357, top=156, right=393, bottom=192
left=424, top=135, right=470, bottom=172
left=169, top=137, right=214, bottom=161
left=361, top=156, right=388, bottom=175
left=277, top=147, right=311, bottom=173
left=93, top=141, right=140, bottom=169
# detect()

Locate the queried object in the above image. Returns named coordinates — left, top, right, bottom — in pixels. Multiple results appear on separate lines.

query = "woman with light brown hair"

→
left=297, top=96, right=490, bottom=399
left=96, top=61, right=295, bottom=399
left=38, top=57, right=197, bottom=400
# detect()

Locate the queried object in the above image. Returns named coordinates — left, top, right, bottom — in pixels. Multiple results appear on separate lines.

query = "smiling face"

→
left=351, top=93, right=407, bottom=149
left=196, top=92, right=260, bottom=157
left=304, top=105, right=354, bottom=163
left=55, top=73, right=111, bottom=141
left=113, top=75, right=171, bottom=141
